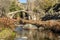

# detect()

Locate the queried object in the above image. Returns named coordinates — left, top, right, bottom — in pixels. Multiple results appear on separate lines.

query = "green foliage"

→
left=33, top=8, right=38, bottom=12
left=0, top=28, right=16, bottom=40
left=0, top=28, right=15, bottom=38
left=13, top=12, right=20, bottom=19
left=35, top=0, right=58, bottom=11
left=9, top=2, right=23, bottom=12
left=40, top=0, right=58, bottom=10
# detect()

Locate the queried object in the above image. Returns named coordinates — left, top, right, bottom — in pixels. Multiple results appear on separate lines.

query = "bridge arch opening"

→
left=12, top=11, right=30, bottom=20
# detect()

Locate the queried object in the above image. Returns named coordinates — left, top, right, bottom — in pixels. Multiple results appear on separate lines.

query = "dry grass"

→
left=0, top=17, right=17, bottom=30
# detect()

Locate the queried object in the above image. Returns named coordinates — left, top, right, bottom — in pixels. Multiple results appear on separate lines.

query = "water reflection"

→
left=15, top=29, right=59, bottom=40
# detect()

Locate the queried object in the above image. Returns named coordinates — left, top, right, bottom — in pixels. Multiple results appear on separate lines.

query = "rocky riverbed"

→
left=14, top=24, right=60, bottom=40
left=0, top=24, right=60, bottom=40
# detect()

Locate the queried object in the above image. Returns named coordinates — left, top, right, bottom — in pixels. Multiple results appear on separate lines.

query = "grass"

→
left=0, top=28, right=16, bottom=40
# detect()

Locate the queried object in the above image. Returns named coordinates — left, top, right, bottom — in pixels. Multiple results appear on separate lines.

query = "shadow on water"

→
left=14, top=28, right=60, bottom=40
left=13, top=24, right=60, bottom=40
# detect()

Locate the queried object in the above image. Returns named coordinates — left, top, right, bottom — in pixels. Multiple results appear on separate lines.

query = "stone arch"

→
left=7, top=10, right=31, bottom=20
left=13, top=11, right=30, bottom=20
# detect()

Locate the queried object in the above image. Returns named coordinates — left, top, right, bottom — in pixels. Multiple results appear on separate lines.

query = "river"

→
left=14, top=29, right=60, bottom=40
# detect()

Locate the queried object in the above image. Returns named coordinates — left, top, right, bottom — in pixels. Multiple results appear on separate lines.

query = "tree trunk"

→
left=19, top=18, right=60, bottom=31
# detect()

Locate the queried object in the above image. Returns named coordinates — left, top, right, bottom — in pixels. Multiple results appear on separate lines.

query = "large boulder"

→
left=23, top=24, right=37, bottom=30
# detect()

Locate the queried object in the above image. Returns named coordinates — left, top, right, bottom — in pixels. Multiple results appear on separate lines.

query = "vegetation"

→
left=9, top=1, right=23, bottom=12
left=0, top=28, right=16, bottom=40
left=34, top=0, right=58, bottom=11
left=0, top=0, right=60, bottom=40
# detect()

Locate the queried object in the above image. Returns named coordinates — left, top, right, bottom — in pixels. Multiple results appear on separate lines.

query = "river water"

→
left=14, top=29, right=60, bottom=40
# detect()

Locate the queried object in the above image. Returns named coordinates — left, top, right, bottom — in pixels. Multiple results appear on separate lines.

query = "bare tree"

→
left=0, top=0, right=12, bottom=17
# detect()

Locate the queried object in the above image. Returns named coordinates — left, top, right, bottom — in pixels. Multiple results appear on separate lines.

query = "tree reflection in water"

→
left=15, top=29, right=60, bottom=40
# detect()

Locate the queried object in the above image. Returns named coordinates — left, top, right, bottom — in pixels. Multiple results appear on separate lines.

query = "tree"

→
left=0, top=0, right=23, bottom=17
left=34, top=0, right=58, bottom=12
left=0, top=0, right=11, bottom=17
left=9, top=1, right=23, bottom=12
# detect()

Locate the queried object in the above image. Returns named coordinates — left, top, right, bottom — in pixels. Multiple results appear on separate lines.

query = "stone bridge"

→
left=7, top=10, right=29, bottom=19
left=7, top=10, right=40, bottom=20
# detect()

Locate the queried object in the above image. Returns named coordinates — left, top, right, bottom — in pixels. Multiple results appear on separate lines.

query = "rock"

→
left=14, top=36, right=28, bottom=40
left=15, top=24, right=24, bottom=33
left=39, top=27, right=45, bottom=31
left=23, top=24, right=37, bottom=30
